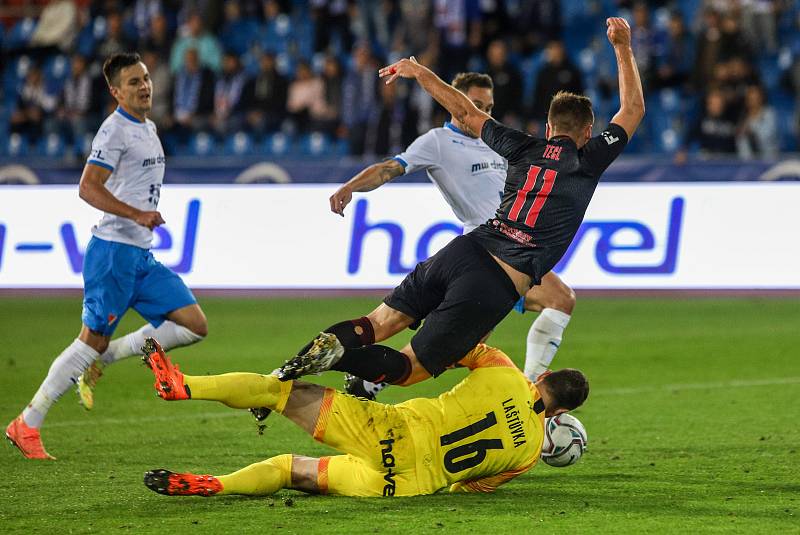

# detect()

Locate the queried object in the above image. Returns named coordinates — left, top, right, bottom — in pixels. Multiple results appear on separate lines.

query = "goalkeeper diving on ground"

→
left=140, top=337, right=588, bottom=497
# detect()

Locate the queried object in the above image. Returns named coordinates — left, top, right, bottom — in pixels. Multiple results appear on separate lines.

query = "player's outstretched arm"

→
left=79, top=163, right=165, bottom=229
left=329, top=159, right=404, bottom=216
left=607, top=17, right=645, bottom=139
left=379, top=57, right=490, bottom=138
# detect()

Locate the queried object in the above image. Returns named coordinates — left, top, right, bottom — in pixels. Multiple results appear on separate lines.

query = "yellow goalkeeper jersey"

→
left=397, top=344, right=545, bottom=493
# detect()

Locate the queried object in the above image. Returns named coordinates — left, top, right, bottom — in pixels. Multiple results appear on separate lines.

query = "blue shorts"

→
left=513, top=295, right=526, bottom=314
left=81, top=236, right=197, bottom=336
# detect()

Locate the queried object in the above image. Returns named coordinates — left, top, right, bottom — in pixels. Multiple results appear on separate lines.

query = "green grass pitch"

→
left=1, top=296, right=798, bottom=533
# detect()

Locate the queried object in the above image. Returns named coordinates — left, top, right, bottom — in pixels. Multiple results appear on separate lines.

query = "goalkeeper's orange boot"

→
left=5, top=415, right=55, bottom=460
left=144, top=469, right=222, bottom=496
left=141, top=338, right=189, bottom=401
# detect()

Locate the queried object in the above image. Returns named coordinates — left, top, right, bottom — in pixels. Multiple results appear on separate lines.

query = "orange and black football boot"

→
left=144, top=469, right=222, bottom=496
left=141, top=337, right=190, bottom=400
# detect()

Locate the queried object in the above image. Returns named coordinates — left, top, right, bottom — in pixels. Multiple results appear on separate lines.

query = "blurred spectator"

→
left=531, top=40, right=584, bottom=130
left=56, top=54, right=94, bottom=146
left=320, top=55, right=344, bottom=134
left=693, top=9, right=723, bottom=89
left=11, top=66, right=59, bottom=140
left=243, top=52, right=288, bottom=138
left=257, top=0, right=292, bottom=55
left=484, top=39, right=522, bottom=124
left=212, top=53, right=249, bottom=135
left=353, top=0, right=394, bottom=54
left=132, top=0, right=167, bottom=40
left=172, top=48, right=215, bottom=140
left=374, top=81, right=416, bottom=156
left=98, top=12, right=134, bottom=58
left=682, top=88, right=738, bottom=158
left=717, top=56, right=761, bottom=111
left=342, top=42, right=379, bottom=155
left=140, top=13, right=173, bottom=59
left=392, top=0, right=434, bottom=56
left=286, top=61, right=330, bottom=134
left=142, top=49, right=173, bottom=128
left=433, top=0, right=482, bottom=81
left=220, top=1, right=259, bottom=55
left=736, top=85, right=778, bottom=159
left=28, top=0, right=78, bottom=52
left=312, top=0, right=352, bottom=54
left=505, top=0, right=561, bottom=55
left=170, top=11, right=223, bottom=73
left=653, top=11, right=693, bottom=90
left=718, top=11, right=753, bottom=61
left=740, top=0, right=778, bottom=54
left=631, top=1, right=656, bottom=89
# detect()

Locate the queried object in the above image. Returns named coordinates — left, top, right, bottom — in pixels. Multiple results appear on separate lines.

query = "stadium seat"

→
left=223, top=131, right=254, bottom=156
left=5, top=18, right=37, bottom=49
left=298, top=132, right=330, bottom=156
left=190, top=132, right=216, bottom=156
left=40, top=133, right=66, bottom=158
left=6, top=134, right=29, bottom=157
left=264, top=132, right=291, bottom=156
left=43, top=55, right=70, bottom=94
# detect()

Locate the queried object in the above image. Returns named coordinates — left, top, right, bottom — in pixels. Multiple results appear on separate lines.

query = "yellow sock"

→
left=184, top=373, right=292, bottom=412
left=217, top=454, right=293, bottom=496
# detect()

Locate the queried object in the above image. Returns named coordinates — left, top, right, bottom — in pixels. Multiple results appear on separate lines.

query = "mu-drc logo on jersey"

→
left=142, top=155, right=166, bottom=168
left=470, top=160, right=507, bottom=174
left=502, top=398, right=527, bottom=448
left=379, top=438, right=397, bottom=497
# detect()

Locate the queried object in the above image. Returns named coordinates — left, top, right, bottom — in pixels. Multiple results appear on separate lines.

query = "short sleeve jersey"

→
left=394, top=122, right=506, bottom=232
left=399, top=344, right=545, bottom=493
left=86, top=107, right=166, bottom=249
left=469, top=119, right=628, bottom=282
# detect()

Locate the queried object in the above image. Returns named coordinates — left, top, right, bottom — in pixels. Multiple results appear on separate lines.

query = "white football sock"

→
left=524, top=308, right=571, bottom=382
left=100, top=321, right=204, bottom=366
left=361, top=380, right=388, bottom=398
left=22, top=338, right=100, bottom=428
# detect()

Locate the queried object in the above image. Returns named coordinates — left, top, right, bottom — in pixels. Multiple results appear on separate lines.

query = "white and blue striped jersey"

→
left=394, top=122, right=507, bottom=232
left=86, top=107, right=166, bottom=249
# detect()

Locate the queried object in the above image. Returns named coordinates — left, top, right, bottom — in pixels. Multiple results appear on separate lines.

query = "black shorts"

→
left=383, top=235, right=520, bottom=377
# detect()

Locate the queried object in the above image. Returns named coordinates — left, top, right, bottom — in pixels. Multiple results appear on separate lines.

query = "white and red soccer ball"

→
left=541, top=414, right=588, bottom=467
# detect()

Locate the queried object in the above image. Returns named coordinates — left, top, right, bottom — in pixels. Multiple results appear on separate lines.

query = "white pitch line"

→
left=40, top=376, right=800, bottom=428
left=594, top=376, right=800, bottom=396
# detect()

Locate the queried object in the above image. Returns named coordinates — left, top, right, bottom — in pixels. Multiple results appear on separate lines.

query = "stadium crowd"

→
left=1, top=0, right=799, bottom=160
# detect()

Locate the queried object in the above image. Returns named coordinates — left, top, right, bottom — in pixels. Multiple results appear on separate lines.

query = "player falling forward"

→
left=141, top=338, right=588, bottom=497
left=274, top=18, right=643, bottom=391
left=5, top=53, right=207, bottom=460
left=329, top=72, right=575, bottom=399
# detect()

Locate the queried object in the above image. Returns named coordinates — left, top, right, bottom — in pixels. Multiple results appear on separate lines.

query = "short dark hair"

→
left=547, top=91, right=594, bottom=134
left=541, top=368, right=589, bottom=411
left=452, top=72, right=493, bottom=94
left=103, top=52, right=142, bottom=88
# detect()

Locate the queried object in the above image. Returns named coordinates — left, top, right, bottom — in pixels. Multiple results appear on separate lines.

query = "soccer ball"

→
left=541, top=414, right=588, bottom=467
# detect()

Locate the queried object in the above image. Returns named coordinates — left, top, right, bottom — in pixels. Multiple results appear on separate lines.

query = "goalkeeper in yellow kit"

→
left=141, top=337, right=588, bottom=498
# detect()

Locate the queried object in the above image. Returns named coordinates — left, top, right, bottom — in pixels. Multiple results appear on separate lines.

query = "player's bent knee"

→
left=366, top=304, right=414, bottom=342
left=396, top=350, right=431, bottom=386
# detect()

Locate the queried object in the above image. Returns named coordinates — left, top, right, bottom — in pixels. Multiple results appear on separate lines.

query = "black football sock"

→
left=296, top=317, right=376, bottom=354
left=331, top=345, right=411, bottom=385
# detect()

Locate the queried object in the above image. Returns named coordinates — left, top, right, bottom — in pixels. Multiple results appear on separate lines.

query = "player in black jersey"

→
left=274, top=17, right=644, bottom=392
